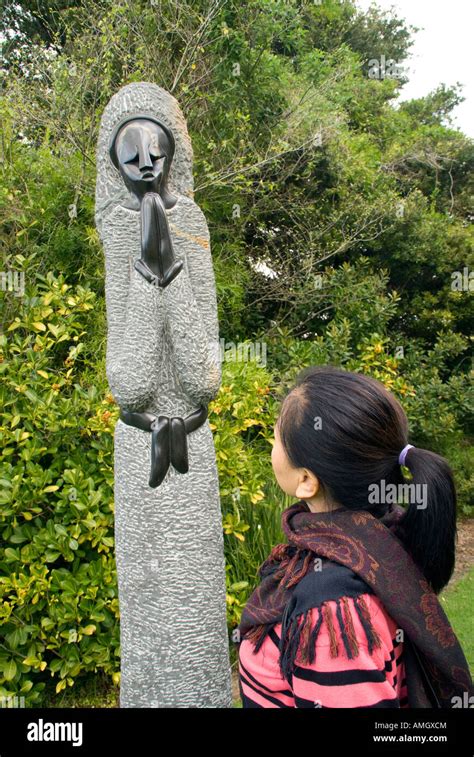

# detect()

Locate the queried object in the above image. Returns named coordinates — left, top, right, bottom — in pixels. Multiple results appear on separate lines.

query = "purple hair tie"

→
left=399, top=444, right=414, bottom=466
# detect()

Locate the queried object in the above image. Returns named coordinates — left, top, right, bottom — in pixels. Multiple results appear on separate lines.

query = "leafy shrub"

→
left=1, top=258, right=120, bottom=705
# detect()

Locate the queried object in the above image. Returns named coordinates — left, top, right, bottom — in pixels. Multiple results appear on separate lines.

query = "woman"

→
left=237, top=366, right=473, bottom=708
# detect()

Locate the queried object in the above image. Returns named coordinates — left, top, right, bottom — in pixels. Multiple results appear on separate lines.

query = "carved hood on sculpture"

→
left=95, top=81, right=194, bottom=234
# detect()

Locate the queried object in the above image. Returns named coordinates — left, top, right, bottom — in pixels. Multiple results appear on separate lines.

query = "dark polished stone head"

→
left=109, top=115, right=177, bottom=208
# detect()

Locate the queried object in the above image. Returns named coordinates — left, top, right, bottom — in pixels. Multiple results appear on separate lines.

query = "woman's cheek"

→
left=271, top=445, right=282, bottom=478
left=271, top=452, right=286, bottom=490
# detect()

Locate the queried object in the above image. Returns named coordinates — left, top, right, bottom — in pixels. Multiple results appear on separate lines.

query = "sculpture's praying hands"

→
left=137, top=191, right=183, bottom=287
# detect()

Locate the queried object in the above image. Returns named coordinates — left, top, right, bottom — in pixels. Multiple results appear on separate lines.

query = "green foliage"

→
left=0, top=259, right=120, bottom=705
left=211, top=351, right=276, bottom=507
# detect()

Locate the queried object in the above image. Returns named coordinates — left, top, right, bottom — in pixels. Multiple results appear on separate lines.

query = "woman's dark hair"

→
left=276, top=365, right=457, bottom=594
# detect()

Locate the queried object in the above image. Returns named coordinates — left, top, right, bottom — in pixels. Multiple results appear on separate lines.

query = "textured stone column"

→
left=94, top=82, right=232, bottom=707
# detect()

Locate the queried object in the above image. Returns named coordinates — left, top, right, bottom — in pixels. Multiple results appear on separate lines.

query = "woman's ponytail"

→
left=276, top=367, right=459, bottom=596
left=398, top=446, right=457, bottom=594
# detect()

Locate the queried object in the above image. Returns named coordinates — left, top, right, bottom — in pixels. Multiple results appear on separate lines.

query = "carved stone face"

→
left=113, top=118, right=175, bottom=204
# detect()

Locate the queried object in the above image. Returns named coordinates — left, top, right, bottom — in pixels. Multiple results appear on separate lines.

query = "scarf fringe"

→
left=244, top=593, right=383, bottom=683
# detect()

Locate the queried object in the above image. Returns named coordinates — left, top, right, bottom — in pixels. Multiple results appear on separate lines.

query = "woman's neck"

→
left=303, top=497, right=344, bottom=514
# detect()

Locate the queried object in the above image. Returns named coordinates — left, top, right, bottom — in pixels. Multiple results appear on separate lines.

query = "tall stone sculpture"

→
left=94, top=82, right=232, bottom=707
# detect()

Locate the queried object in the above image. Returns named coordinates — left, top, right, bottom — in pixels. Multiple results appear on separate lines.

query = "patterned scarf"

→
left=237, top=500, right=473, bottom=708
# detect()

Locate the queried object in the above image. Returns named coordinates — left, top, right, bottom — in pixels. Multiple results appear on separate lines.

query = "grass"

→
left=439, top=565, right=474, bottom=673
left=41, top=672, right=119, bottom=708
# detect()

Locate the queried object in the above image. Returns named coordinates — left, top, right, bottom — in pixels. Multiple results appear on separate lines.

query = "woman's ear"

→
left=295, top=469, right=320, bottom=499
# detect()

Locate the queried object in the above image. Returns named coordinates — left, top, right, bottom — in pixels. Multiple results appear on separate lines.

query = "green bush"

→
left=0, top=258, right=120, bottom=705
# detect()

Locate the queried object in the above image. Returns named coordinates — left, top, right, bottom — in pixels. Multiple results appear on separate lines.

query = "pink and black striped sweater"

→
left=238, top=557, right=409, bottom=708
